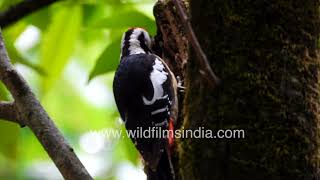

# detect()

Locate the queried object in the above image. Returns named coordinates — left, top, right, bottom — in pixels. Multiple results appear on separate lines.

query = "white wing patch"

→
left=151, top=106, right=168, bottom=115
left=142, top=58, right=168, bottom=105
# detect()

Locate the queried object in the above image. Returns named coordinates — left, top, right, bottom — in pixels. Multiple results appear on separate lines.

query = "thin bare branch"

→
left=0, top=29, right=93, bottom=180
left=0, top=0, right=60, bottom=28
left=172, top=0, right=220, bottom=87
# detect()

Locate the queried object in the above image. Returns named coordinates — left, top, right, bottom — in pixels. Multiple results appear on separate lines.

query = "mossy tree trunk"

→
left=178, top=0, right=320, bottom=179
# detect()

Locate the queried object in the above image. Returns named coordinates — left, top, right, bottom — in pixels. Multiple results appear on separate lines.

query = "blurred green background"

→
left=0, top=0, right=156, bottom=179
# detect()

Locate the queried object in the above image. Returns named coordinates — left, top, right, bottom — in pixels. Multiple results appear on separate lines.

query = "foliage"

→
left=0, top=0, right=156, bottom=179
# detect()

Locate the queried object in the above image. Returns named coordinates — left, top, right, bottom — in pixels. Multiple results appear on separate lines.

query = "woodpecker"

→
left=113, top=27, right=178, bottom=180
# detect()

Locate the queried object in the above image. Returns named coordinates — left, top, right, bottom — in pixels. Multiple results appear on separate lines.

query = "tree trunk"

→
left=177, top=0, right=320, bottom=179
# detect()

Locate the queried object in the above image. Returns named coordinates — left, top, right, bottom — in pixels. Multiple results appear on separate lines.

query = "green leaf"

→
left=82, top=4, right=111, bottom=27
left=24, top=7, right=51, bottom=31
left=0, top=82, right=10, bottom=100
left=2, top=20, right=46, bottom=75
left=0, top=83, right=19, bottom=164
left=0, top=121, right=19, bottom=159
left=0, top=0, right=22, bottom=11
left=2, top=22, right=27, bottom=64
left=88, top=36, right=121, bottom=81
left=40, top=5, right=82, bottom=93
left=19, top=59, right=47, bottom=76
left=94, top=9, right=156, bottom=34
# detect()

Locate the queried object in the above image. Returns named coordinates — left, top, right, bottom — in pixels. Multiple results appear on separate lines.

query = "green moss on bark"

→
left=179, top=0, right=320, bottom=179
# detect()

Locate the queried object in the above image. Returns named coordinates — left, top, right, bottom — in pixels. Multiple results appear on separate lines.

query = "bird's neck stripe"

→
left=121, top=29, right=151, bottom=58
left=128, top=29, right=148, bottom=55
left=120, top=29, right=133, bottom=58
left=138, top=32, right=151, bottom=54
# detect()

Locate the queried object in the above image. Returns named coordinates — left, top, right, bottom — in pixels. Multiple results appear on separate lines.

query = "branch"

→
left=0, top=0, right=60, bottom=28
left=172, top=0, right=220, bottom=87
left=0, top=101, right=22, bottom=125
left=0, top=30, right=93, bottom=179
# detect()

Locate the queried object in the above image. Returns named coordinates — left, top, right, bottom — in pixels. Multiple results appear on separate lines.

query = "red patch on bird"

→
left=128, top=27, right=147, bottom=31
left=169, top=118, right=174, bottom=150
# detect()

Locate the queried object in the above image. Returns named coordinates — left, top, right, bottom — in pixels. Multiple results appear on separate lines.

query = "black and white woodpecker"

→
left=113, top=27, right=178, bottom=180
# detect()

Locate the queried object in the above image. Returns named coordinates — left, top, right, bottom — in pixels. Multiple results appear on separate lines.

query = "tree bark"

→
left=177, top=0, right=320, bottom=180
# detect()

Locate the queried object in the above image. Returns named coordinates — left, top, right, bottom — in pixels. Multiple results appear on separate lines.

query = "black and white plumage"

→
left=113, top=27, right=177, bottom=180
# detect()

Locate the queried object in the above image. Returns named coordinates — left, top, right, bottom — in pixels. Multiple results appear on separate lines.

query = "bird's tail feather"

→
left=146, top=148, right=175, bottom=180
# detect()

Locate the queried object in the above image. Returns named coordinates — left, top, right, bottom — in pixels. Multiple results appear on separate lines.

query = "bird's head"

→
left=120, top=27, right=152, bottom=58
